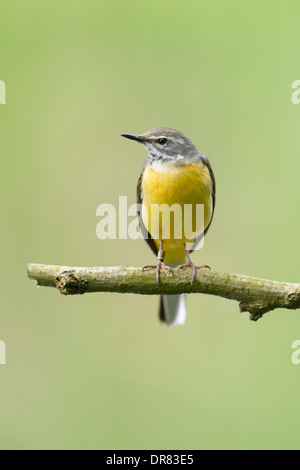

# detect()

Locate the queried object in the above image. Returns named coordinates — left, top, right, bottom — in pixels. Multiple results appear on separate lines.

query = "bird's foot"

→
left=142, top=261, right=174, bottom=286
left=178, top=263, right=211, bottom=284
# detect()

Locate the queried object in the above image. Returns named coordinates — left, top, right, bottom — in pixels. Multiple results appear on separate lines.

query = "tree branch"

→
left=26, top=263, right=300, bottom=321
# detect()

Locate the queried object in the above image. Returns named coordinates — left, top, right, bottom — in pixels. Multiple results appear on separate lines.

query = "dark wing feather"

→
left=190, top=155, right=216, bottom=252
left=159, top=295, right=166, bottom=323
left=137, top=161, right=158, bottom=256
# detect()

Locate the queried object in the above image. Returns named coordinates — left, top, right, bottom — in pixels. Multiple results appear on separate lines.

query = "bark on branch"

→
left=26, top=263, right=300, bottom=321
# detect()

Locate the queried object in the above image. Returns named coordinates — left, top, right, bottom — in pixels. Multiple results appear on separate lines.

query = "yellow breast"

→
left=141, top=159, right=213, bottom=264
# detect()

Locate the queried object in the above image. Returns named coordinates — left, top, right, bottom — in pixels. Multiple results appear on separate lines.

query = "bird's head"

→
left=121, top=127, right=198, bottom=164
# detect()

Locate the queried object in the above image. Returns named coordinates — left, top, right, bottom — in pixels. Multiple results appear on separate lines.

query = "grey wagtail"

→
left=121, top=128, right=216, bottom=326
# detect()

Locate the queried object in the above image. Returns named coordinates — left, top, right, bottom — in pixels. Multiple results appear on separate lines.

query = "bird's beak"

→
left=121, top=133, right=145, bottom=143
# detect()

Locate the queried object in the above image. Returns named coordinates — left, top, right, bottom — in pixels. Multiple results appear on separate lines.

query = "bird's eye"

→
left=157, top=138, right=168, bottom=145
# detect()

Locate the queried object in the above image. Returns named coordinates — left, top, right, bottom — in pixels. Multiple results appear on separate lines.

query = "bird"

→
left=121, top=128, right=215, bottom=326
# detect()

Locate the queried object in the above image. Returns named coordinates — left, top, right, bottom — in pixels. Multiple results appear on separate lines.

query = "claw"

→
left=143, top=262, right=174, bottom=286
left=178, top=264, right=211, bottom=284
left=142, top=265, right=157, bottom=271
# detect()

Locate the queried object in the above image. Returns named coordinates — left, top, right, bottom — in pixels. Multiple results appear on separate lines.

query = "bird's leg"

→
left=178, top=244, right=211, bottom=284
left=142, top=241, right=174, bottom=286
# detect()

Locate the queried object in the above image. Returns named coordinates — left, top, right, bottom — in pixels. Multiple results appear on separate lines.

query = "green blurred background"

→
left=1, top=0, right=300, bottom=450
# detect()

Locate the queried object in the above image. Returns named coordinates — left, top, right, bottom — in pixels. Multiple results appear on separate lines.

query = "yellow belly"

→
left=141, top=160, right=213, bottom=265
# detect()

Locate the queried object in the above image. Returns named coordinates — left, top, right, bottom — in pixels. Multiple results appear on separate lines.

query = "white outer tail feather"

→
left=162, top=294, right=186, bottom=326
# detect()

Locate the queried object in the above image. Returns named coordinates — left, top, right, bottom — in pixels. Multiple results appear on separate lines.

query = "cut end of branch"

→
left=56, top=271, right=89, bottom=295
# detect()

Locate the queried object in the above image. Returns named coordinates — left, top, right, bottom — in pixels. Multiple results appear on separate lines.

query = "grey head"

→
left=121, top=127, right=203, bottom=164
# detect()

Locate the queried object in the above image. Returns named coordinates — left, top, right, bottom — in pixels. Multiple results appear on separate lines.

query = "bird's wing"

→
left=137, top=161, right=158, bottom=256
left=191, top=154, right=216, bottom=252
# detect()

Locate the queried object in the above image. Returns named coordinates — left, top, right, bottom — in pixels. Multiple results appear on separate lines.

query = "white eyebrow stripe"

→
left=152, top=136, right=185, bottom=145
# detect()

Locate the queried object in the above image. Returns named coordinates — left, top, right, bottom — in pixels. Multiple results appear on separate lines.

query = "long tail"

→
left=159, top=294, right=187, bottom=326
